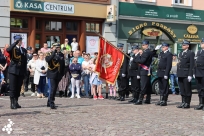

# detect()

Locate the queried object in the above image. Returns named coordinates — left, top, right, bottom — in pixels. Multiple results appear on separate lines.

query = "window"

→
left=172, top=0, right=192, bottom=6
left=66, top=22, right=78, bottom=31
left=10, top=18, right=28, bottom=28
left=134, top=0, right=156, bottom=4
left=36, top=20, right=41, bottom=29
left=35, top=34, right=41, bottom=49
left=174, top=0, right=184, bottom=4
left=45, top=21, right=62, bottom=31
left=86, top=23, right=100, bottom=32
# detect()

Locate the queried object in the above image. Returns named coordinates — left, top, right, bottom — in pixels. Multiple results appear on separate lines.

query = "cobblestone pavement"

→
left=0, top=94, right=204, bottom=136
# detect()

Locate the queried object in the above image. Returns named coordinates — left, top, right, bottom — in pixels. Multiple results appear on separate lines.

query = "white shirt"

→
left=71, top=42, right=78, bottom=51
left=82, top=61, right=90, bottom=74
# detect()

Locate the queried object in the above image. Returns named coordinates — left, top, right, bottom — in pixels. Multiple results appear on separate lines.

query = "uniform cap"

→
left=161, top=42, right=169, bottom=47
left=201, top=38, right=204, bottom=43
left=117, top=43, right=124, bottom=48
left=132, top=45, right=139, bottom=50
left=142, top=40, right=149, bottom=45
left=27, top=46, right=32, bottom=51
left=14, top=35, right=22, bottom=41
left=182, top=40, right=190, bottom=45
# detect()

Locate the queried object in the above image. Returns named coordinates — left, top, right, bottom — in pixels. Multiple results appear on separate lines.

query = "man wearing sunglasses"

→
left=177, top=40, right=195, bottom=109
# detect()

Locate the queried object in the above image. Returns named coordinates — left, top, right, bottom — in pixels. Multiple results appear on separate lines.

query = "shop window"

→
left=45, top=21, right=62, bottom=31
left=10, top=18, right=28, bottom=28
left=36, top=20, right=41, bottom=29
left=46, top=36, right=61, bottom=48
left=86, top=23, right=100, bottom=32
left=66, top=22, right=78, bottom=31
left=35, top=34, right=41, bottom=49
left=129, top=30, right=141, bottom=39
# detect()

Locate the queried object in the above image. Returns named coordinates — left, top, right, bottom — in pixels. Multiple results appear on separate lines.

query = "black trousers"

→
left=196, top=77, right=204, bottom=97
left=158, top=77, right=169, bottom=96
left=9, top=73, right=24, bottom=98
left=49, top=78, right=60, bottom=105
left=24, top=71, right=30, bottom=91
left=140, top=75, right=151, bottom=95
left=178, top=77, right=192, bottom=97
left=29, top=77, right=35, bottom=93
left=117, top=75, right=128, bottom=96
left=3, top=67, right=8, bottom=82
left=130, top=76, right=140, bottom=93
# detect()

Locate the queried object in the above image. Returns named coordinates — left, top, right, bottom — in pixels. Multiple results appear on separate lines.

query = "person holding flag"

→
left=133, top=40, right=155, bottom=105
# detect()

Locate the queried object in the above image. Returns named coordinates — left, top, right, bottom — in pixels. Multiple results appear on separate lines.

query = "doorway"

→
left=45, top=35, right=62, bottom=48
left=66, top=35, right=77, bottom=45
left=189, top=44, right=197, bottom=53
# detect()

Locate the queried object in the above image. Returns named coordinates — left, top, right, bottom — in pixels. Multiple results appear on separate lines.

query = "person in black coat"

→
left=128, top=45, right=141, bottom=103
left=194, top=38, right=204, bottom=110
left=177, top=40, right=195, bottom=109
left=116, top=43, right=129, bottom=101
left=45, top=44, right=65, bottom=109
left=155, top=43, right=172, bottom=106
left=6, top=35, right=27, bottom=109
left=133, top=40, right=155, bottom=105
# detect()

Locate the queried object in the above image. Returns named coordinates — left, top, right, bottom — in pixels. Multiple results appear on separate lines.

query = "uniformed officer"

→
left=133, top=40, right=154, bottom=105
left=116, top=43, right=129, bottom=101
left=155, top=43, right=172, bottom=106
left=194, top=38, right=204, bottom=110
left=177, top=40, right=195, bottom=109
left=7, top=35, right=27, bottom=109
left=46, top=44, right=65, bottom=109
left=128, top=46, right=140, bottom=103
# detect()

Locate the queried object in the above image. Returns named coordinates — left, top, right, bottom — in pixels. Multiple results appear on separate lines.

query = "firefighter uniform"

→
left=177, top=40, right=195, bottom=109
left=45, top=45, right=65, bottom=109
left=7, top=35, right=27, bottom=109
left=155, top=43, right=172, bottom=106
left=128, top=46, right=140, bottom=103
left=194, top=38, right=204, bottom=110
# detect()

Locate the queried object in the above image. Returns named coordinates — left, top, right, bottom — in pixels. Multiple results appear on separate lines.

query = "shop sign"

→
left=178, top=25, right=201, bottom=42
left=128, top=22, right=176, bottom=38
left=119, top=2, right=204, bottom=22
left=142, top=28, right=162, bottom=37
left=14, top=0, right=74, bottom=14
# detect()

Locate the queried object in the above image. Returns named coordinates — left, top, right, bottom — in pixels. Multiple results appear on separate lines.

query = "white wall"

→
left=0, top=0, right=10, bottom=47
left=102, top=0, right=117, bottom=46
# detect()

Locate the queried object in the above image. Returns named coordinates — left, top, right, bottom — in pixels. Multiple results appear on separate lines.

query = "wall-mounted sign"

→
left=142, top=28, right=162, bottom=37
left=187, top=25, right=197, bottom=34
left=178, top=25, right=200, bottom=42
left=128, top=22, right=176, bottom=39
left=106, top=5, right=116, bottom=22
left=14, top=0, right=74, bottom=14
left=11, top=33, right=27, bottom=49
left=86, top=36, right=99, bottom=55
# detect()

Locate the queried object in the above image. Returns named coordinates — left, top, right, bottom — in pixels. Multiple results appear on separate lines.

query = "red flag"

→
left=95, top=38, right=124, bottom=84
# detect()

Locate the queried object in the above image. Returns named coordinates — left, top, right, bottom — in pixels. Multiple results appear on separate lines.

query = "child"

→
left=109, top=83, right=116, bottom=100
left=0, top=70, right=6, bottom=96
left=89, top=58, right=104, bottom=100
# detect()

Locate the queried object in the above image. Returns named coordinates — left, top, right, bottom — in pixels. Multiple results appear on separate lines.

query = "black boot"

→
left=47, top=100, right=50, bottom=107
left=194, top=97, right=204, bottom=110
left=134, top=92, right=140, bottom=103
left=64, top=90, right=67, bottom=98
left=128, top=92, right=135, bottom=103
left=155, top=96, right=163, bottom=106
left=160, top=96, right=167, bottom=106
left=144, top=94, right=151, bottom=104
left=10, top=97, right=17, bottom=109
left=105, top=93, right=108, bottom=99
left=134, top=94, right=144, bottom=105
left=15, top=97, right=21, bottom=108
left=177, top=96, right=185, bottom=108
left=183, top=96, right=191, bottom=109
left=59, top=91, right=64, bottom=98
left=116, top=92, right=121, bottom=101
left=120, top=91, right=125, bottom=101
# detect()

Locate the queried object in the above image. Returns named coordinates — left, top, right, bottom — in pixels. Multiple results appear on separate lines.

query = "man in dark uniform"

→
left=133, top=40, right=154, bottom=105
left=46, top=44, right=65, bottom=109
left=7, top=35, right=27, bottom=109
left=194, top=38, right=204, bottom=110
left=128, top=45, right=140, bottom=103
left=155, top=43, right=172, bottom=106
left=116, top=43, right=129, bottom=101
left=23, top=46, right=33, bottom=95
left=177, top=40, right=195, bottom=109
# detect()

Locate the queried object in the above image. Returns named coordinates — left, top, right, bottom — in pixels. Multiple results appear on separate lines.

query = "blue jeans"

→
left=83, top=74, right=90, bottom=96
left=170, top=74, right=179, bottom=94
left=37, top=76, right=46, bottom=94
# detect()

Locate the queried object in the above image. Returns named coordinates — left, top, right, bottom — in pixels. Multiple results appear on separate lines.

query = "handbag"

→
left=71, top=74, right=79, bottom=78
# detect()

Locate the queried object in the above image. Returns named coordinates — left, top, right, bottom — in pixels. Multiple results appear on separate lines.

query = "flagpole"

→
left=94, top=32, right=130, bottom=58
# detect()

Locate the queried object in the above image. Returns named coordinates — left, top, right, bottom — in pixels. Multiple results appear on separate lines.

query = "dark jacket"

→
left=177, top=50, right=195, bottom=77
left=6, top=42, right=27, bottom=76
left=69, top=63, right=82, bottom=80
left=119, top=55, right=129, bottom=77
left=128, top=53, right=140, bottom=77
left=195, top=50, right=204, bottom=77
left=0, top=50, right=6, bottom=66
left=157, top=51, right=173, bottom=77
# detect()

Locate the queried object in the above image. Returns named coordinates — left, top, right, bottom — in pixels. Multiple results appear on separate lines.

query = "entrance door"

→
left=66, top=35, right=77, bottom=45
left=45, top=35, right=62, bottom=48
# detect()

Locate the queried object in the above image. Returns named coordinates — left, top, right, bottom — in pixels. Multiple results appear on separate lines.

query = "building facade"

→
left=0, top=0, right=10, bottom=47
left=9, top=0, right=112, bottom=52
left=118, top=0, right=204, bottom=54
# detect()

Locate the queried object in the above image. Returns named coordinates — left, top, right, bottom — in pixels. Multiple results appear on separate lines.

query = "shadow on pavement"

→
left=0, top=111, right=41, bottom=117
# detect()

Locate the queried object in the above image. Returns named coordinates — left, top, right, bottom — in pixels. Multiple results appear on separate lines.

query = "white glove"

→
left=155, top=45, right=162, bottom=50
left=137, top=76, right=140, bottom=79
left=122, top=74, right=126, bottom=77
left=164, top=76, right=168, bottom=79
left=188, top=76, right=192, bottom=82
left=193, top=75, right=195, bottom=78
left=130, top=57, right=133, bottom=61
left=128, top=50, right=131, bottom=54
